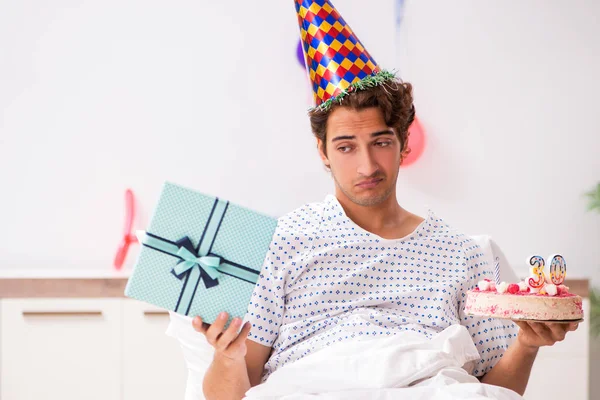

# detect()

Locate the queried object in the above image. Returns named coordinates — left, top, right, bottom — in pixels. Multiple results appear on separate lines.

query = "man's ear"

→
left=317, top=138, right=330, bottom=167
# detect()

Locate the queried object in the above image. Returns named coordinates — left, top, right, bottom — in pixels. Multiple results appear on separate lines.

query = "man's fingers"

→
left=229, top=321, right=252, bottom=349
left=546, top=323, right=567, bottom=342
left=215, top=317, right=243, bottom=352
left=567, top=322, right=579, bottom=332
left=528, top=322, right=553, bottom=344
left=192, top=316, right=208, bottom=334
left=205, top=312, right=229, bottom=345
left=514, top=321, right=531, bottom=333
left=515, top=320, right=537, bottom=338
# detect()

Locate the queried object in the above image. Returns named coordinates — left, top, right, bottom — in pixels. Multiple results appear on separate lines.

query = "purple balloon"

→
left=296, top=40, right=306, bottom=69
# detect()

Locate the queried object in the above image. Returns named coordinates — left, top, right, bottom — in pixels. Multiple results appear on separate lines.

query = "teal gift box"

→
left=125, top=182, right=278, bottom=323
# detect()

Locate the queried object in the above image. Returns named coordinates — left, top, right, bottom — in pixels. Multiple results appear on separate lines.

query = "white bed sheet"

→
left=243, top=324, right=522, bottom=400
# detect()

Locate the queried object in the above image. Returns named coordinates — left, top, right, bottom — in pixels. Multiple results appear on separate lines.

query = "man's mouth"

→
left=355, top=178, right=383, bottom=189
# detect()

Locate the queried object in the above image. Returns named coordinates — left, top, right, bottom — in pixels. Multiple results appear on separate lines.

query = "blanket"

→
left=243, top=325, right=523, bottom=400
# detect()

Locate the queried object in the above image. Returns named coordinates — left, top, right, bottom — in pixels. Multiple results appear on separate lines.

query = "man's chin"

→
left=348, top=189, right=390, bottom=207
left=334, top=176, right=395, bottom=207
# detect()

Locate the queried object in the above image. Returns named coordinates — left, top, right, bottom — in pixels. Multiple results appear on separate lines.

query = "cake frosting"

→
left=465, top=254, right=583, bottom=322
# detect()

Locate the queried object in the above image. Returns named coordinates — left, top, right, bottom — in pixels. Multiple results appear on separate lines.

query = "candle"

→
left=527, top=255, right=546, bottom=289
left=548, top=254, right=566, bottom=286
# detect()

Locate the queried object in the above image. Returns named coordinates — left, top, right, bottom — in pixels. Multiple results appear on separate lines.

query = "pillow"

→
left=470, top=235, right=519, bottom=284
left=166, top=311, right=214, bottom=400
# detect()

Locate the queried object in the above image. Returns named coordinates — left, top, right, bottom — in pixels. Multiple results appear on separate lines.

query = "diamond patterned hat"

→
left=295, top=0, right=396, bottom=111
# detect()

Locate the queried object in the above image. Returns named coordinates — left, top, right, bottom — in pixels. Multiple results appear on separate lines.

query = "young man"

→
left=189, top=1, right=579, bottom=399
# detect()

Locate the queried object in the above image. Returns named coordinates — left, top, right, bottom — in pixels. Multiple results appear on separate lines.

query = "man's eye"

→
left=375, top=141, right=391, bottom=147
left=337, top=146, right=352, bottom=153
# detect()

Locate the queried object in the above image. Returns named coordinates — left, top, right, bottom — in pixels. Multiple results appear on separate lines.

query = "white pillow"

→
left=166, top=312, right=214, bottom=400
left=470, top=235, right=519, bottom=283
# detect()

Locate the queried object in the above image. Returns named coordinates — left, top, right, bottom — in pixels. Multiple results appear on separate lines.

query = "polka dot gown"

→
left=244, top=195, right=517, bottom=382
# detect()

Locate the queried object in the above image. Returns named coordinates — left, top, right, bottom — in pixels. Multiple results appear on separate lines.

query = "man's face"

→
left=318, top=106, right=401, bottom=207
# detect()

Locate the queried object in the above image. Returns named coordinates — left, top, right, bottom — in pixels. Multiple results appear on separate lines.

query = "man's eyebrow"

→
left=331, top=135, right=355, bottom=142
left=371, top=130, right=395, bottom=138
left=331, top=130, right=394, bottom=142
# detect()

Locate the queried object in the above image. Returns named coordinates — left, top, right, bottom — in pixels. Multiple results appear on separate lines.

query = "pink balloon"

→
left=402, top=116, right=426, bottom=167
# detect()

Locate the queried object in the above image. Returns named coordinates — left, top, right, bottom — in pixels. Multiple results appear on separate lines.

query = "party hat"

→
left=295, top=0, right=396, bottom=111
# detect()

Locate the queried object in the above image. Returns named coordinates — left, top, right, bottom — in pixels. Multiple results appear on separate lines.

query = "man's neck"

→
left=335, top=191, right=421, bottom=240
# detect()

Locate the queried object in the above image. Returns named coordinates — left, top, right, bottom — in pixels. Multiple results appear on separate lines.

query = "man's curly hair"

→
left=308, top=80, right=415, bottom=163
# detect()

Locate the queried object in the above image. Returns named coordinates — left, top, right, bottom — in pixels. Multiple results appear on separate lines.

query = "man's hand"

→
left=193, top=312, right=252, bottom=362
left=514, top=321, right=579, bottom=350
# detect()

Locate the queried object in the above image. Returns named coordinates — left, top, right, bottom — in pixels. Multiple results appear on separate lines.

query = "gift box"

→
left=125, top=182, right=278, bottom=324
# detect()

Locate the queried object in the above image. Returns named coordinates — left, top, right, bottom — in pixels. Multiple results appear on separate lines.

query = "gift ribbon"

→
left=136, top=198, right=259, bottom=315
left=174, top=247, right=222, bottom=280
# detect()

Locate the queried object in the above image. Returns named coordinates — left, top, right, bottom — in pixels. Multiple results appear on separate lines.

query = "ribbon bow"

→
left=174, top=247, right=222, bottom=280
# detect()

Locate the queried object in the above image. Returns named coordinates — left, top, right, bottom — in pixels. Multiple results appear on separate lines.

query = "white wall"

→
left=396, top=0, right=600, bottom=282
left=1, top=0, right=599, bottom=285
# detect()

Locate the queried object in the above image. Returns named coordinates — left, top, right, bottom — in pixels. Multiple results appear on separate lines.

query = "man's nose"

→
left=356, top=149, right=379, bottom=177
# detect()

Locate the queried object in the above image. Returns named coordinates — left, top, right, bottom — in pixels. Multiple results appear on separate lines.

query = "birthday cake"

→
left=465, top=255, right=583, bottom=322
